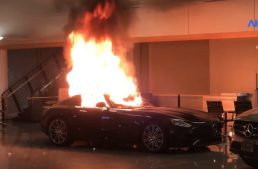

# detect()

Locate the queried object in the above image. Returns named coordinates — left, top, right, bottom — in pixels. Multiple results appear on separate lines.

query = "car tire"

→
left=142, top=123, right=167, bottom=153
left=242, top=157, right=258, bottom=168
left=48, top=117, right=73, bottom=146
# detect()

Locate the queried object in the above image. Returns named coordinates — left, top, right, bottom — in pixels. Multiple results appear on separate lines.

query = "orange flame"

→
left=66, top=0, right=142, bottom=108
left=93, top=0, right=115, bottom=20
left=67, top=33, right=142, bottom=107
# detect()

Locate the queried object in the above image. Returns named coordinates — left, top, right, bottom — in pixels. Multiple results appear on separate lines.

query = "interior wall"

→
left=8, top=48, right=60, bottom=86
left=133, top=43, right=150, bottom=93
left=148, top=40, right=210, bottom=95
left=209, top=38, right=258, bottom=106
left=129, top=0, right=188, bottom=38
left=0, top=50, right=8, bottom=110
left=129, top=0, right=255, bottom=38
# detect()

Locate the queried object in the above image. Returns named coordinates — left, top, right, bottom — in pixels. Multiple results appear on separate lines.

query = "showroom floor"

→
left=0, top=122, right=251, bottom=169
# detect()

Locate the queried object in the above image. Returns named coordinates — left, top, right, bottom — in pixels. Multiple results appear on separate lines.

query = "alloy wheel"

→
left=49, top=119, right=68, bottom=145
left=142, top=124, right=165, bottom=152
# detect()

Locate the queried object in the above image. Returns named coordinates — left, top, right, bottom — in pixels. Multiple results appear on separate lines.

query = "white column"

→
left=0, top=49, right=8, bottom=110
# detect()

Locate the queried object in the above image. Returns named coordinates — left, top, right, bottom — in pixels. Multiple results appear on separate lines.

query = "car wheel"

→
left=142, top=123, right=167, bottom=153
left=48, top=117, right=73, bottom=146
left=242, top=157, right=258, bottom=168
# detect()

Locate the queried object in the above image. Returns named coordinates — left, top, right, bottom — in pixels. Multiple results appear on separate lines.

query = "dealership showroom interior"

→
left=2, top=0, right=258, bottom=168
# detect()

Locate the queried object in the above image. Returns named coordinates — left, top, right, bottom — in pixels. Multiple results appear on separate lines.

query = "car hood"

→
left=235, top=108, right=258, bottom=121
left=114, top=106, right=219, bottom=122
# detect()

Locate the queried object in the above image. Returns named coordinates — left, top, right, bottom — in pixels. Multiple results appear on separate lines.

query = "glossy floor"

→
left=0, top=122, right=251, bottom=169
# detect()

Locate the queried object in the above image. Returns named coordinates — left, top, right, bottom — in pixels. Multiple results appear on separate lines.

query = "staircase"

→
left=1, top=50, right=67, bottom=124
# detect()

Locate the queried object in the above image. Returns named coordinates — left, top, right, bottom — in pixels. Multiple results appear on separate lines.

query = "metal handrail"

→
left=6, top=70, right=43, bottom=98
left=39, top=68, right=67, bottom=94
left=2, top=54, right=60, bottom=97
left=0, top=98, right=6, bottom=128
left=0, top=51, right=66, bottom=127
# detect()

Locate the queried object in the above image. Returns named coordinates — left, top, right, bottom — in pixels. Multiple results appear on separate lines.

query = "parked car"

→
left=41, top=95, right=222, bottom=152
left=230, top=108, right=258, bottom=168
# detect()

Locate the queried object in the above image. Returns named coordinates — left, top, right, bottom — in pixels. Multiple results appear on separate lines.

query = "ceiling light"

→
left=0, top=36, right=3, bottom=40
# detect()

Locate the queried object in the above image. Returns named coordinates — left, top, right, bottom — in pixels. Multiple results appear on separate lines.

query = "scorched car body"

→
left=41, top=95, right=222, bottom=152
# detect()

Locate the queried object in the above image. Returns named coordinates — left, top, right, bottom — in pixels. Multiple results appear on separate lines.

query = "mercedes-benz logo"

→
left=243, top=123, right=254, bottom=138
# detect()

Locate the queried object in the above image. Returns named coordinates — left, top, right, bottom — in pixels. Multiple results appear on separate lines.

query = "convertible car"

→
left=41, top=95, right=222, bottom=152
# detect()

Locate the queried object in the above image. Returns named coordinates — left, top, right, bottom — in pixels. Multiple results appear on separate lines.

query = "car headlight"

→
left=171, top=119, right=192, bottom=128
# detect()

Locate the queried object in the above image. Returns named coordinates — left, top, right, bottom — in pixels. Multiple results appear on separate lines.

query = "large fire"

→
left=66, top=0, right=142, bottom=108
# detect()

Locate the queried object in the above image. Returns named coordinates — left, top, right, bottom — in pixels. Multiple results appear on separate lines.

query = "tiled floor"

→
left=0, top=122, right=252, bottom=169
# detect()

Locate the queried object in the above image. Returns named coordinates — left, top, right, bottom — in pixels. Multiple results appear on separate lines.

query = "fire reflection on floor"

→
left=0, top=122, right=251, bottom=169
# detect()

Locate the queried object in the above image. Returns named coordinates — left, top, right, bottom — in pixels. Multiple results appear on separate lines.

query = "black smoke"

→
left=54, top=0, right=133, bottom=42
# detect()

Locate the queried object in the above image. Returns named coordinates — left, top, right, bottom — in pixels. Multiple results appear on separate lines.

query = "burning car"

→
left=45, top=0, right=222, bottom=153
left=41, top=95, right=222, bottom=153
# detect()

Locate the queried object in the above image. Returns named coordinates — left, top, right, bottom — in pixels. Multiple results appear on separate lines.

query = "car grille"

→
left=234, top=120, right=258, bottom=139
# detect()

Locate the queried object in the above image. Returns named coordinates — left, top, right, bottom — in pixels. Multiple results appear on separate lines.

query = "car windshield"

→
left=58, top=94, right=154, bottom=109
left=59, top=95, right=81, bottom=107
left=104, top=94, right=154, bottom=109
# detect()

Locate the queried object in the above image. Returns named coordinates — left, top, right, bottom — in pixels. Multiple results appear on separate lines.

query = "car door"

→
left=99, top=108, right=123, bottom=142
left=100, top=108, right=138, bottom=143
left=74, top=107, right=103, bottom=139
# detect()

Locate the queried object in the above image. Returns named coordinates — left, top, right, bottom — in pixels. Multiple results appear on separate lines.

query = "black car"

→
left=230, top=108, right=258, bottom=168
left=41, top=95, right=222, bottom=152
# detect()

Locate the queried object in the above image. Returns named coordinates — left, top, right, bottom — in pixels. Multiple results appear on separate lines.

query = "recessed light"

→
left=0, top=36, right=3, bottom=40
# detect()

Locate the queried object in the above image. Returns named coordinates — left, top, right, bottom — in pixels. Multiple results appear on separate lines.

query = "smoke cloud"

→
left=54, top=0, right=133, bottom=41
